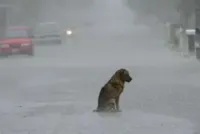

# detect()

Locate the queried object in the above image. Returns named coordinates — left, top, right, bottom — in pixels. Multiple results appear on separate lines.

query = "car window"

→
left=6, top=29, right=28, bottom=38
left=36, top=24, right=59, bottom=33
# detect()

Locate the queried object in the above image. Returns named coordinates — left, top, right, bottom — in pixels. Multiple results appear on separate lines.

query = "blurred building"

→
left=195, top=0, right=200, bottom=28
left=177, top=0, right=195, bottom=29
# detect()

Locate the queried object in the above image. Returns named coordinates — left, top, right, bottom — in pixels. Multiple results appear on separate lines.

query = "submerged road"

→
left=0, top=24, right=199, bottom=134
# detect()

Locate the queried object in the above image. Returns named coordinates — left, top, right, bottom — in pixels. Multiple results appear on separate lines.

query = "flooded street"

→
left=0, top=27, right=199, bottom=133
left=0, top=0, right=199, bottom=133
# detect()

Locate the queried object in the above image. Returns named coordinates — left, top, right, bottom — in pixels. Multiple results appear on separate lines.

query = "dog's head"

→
left=116, top=68, right=132, bottom=83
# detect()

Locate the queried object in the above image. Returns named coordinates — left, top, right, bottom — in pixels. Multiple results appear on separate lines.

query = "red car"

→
left=0, top=26, right=34, bottom=56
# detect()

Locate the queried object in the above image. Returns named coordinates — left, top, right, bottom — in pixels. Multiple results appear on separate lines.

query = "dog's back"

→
left=96, top=86, right=107, bottom=111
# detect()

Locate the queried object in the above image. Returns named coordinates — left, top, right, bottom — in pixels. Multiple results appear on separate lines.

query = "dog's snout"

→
left=128, top=77, right=132, bottom=82
left=125, top=75, right=132, bottom=82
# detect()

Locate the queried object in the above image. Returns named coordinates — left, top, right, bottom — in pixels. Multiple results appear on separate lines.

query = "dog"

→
left=103, top=98, right=116, bottom=112
left=94, top=68, right=132, bottom=112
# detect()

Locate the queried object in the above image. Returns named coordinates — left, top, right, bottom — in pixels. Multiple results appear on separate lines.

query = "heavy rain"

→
left=0, top=0, right=199, bottom=133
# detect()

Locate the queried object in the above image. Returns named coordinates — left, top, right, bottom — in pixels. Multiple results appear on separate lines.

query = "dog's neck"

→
left=109, top=74, right=125, bottom=85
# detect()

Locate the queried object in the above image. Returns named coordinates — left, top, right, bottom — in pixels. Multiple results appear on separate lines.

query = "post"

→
left=194, top=0, right=200, bottom=59
left=195, top=28, right=200, bottom=59
left=179, top=28, right=189, bottom=56
left=166, top=23, right=181, bottom=48
left=186, top=29, right=195, bottom=53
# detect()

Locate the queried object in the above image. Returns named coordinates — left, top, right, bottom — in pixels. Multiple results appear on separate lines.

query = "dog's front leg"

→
left=115, top=96, right=122, bottom=112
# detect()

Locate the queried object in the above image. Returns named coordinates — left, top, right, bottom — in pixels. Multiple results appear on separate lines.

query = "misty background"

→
left=0, top=0, right=196, bottom=29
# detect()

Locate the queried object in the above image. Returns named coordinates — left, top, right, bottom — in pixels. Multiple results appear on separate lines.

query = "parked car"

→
left=0, top=26, right=34, bottom=56
left=34, top=22, right=63, bottom=45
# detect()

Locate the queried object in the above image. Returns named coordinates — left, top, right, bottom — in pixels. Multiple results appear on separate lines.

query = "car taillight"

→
left=0, top=44, right=9, bottom=48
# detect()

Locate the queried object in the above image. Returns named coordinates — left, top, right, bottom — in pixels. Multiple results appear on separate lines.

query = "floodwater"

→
left=0, top=0, right=199, bottom=133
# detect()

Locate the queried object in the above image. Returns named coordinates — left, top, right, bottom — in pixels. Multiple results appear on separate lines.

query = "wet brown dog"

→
left=94, top=68, right=132, bottom=112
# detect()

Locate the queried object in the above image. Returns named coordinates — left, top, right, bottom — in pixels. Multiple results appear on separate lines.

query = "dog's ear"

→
left=124, top=70, right=128, bottom=75
left=118, top=68, right=125, bottom=73
left=117, top=69, right=125, bottom=77
left=122, top=69, right=129, bottom=76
